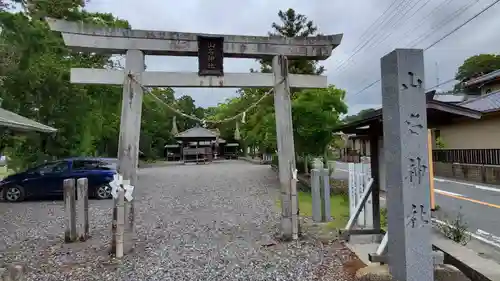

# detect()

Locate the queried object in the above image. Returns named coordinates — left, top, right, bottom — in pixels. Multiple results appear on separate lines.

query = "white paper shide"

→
left=109, top=173, right=134, bottom=201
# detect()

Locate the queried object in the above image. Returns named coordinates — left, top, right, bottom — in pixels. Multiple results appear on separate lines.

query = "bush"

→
left=271, top=155, right=307, bottom=174
left=331, top=178, right=348, bottom=196
left=438, top=207, right=471, bottom=245
left=271, top=155, right=279, bottom=167
left=380, top=208, right=388, bottom=230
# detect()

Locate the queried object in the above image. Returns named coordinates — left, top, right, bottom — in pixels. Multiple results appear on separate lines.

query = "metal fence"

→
left=432, top=149, right=500, bottom=165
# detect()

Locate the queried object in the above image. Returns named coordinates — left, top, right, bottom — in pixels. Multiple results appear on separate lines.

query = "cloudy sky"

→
left=85, top=0, right=500, bottom=114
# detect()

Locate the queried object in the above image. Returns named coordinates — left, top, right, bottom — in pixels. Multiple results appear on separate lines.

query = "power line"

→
left=331, top=0, right=402, bottom=68
left=370, top=0, right=433, bottom=51
left=334, top=0, right=428, bottom=75
left=349, top=80, right=381, bottom=99
left=408, top=0, right=480, bottom=48
left=425, top=0, right=500, bottom=50
left=332, top=0, right=416, bottom=73
left=351, top=0, right=400, bottom=51
left=346, top=0, right=500, bottom=100
left=426, top=77, right=456, bottom=90
left=401, top=0, right=455, bottom=39
left=337, top=0, right=471, bottom=77
left=347, top=76, right=456, bottom=101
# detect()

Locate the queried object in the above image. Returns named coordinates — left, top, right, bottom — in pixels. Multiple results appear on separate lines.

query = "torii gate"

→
left=47, top=18, right=343, bottom=256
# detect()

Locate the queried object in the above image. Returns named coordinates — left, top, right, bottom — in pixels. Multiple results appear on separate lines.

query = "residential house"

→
left=336, top=69, right=500, bottom=185
left=463, top=69, right=500, bottom=96
left=333, top=98, right=481, bottom=190
left=431, top=70, right=500, bottom=149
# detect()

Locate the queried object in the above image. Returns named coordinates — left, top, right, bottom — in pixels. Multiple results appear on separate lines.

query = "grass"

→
left=276, top=191, right=350, bottom=230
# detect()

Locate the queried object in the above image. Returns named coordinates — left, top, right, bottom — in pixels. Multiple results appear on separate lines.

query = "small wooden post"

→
left=303, top=154, right=309, bottom=175
left=362, top=157, right=373, bottom=228
left=369, top=124, right=381, bottom=233
left=64, top=178, right=77, bottom=243
left=290, top=162, right=298, bottom=240
left=116, top=188, right=125, bottom=258
left=348, top=163, right=356, bottom=218
left=77, top=178, right=89, bottom=241
left=428, top=129, right=436, bottom=210
left=355, top=163, right=365, bottom=226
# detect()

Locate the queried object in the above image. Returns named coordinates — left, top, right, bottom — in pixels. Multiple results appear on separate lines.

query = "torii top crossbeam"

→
left=46, top=18, right=342, bottom=60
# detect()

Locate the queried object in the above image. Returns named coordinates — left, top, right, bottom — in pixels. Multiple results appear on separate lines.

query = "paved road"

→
left=0, top=161, right=356, bottom=281
left=333, top=162, right=500, bottom=252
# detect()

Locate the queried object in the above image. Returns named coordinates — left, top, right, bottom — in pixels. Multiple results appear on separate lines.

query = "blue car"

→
left=0, top=157, right=118, bottom=202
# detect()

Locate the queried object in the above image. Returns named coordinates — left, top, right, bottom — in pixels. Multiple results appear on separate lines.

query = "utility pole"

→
left=435, top=61, right=440, bottom=87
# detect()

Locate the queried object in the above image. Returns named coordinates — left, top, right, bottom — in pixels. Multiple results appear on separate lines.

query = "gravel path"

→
left=0, top=161, right=357, bottom=280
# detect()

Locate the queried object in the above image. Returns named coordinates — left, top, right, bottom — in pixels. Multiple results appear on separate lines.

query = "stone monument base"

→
left=355, top=264, right=470, bottom=281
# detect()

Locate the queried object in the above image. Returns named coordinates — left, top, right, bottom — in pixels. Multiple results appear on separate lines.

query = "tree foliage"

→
left=342, top=108, right=377, bottom=124
left=455, top=54, right=500, bottom=82
left=208, top=9, right=348, bottom=157
left=0, top=4, right=349, bottom=170
left=0, top=0, right=204, bottom=170
left=259, top=8, right=324, bottom=75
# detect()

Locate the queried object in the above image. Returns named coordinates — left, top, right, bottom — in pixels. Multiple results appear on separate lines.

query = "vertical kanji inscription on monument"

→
left=381, top=49, right=433, bottom=281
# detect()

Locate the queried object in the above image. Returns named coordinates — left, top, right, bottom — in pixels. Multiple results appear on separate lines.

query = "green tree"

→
left=342, top=108, right=377, bottom=123
left=206, top=9, right=347, bottom=158
left=456, top=54, right=500, bottom=82
left=292, top=86, right=348, bottom=155
left=259, top=8, right=324, bottom=75
left=174, top=95, right=205, bottom=131
left=0, top=0, right=198, bottom=169
left=140, top=88, right=177, bottom=159
left=0, top=0, right=129, bottom=169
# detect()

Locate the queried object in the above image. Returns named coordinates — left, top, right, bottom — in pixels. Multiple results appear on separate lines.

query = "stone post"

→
left=322, top=168, right=331, bottom=221
left=76, top=178, right=89, bottom=241
left=311, top=168, right=322, bottom=222
left=64, top=178, right=77, bottom=243
left=381, top=49, right=433, bottom=281
left=272, top=55, right=298, bottom=240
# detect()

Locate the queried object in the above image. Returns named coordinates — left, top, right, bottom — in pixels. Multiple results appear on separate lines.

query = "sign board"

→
left=198, top=36, right=224, bottom=76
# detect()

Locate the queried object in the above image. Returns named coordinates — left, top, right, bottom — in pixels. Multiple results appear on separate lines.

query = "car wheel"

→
left=4, top=186, right=25, bottom=202
left=96, top=184, right=111, bottom=200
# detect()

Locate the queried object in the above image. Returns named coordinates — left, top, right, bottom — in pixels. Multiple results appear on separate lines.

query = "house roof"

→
left=175, top=125, right=217, bottom=139
left=458, top=90, right=500, bottom=113
left=463, top=69, right=500, bottom=88
left=0, top=108, right=57, bottom=133
left=432, top=93, right=467, bottom=103
left=334, top=96, right=482, bottom=135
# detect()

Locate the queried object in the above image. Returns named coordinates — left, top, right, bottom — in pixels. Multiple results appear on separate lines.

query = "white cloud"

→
left=85, top=0, right=500, bottom=114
